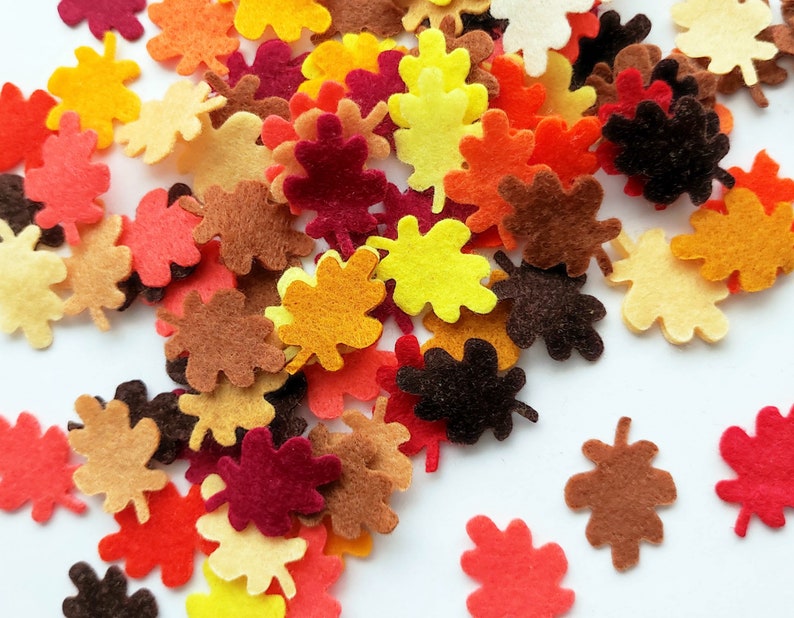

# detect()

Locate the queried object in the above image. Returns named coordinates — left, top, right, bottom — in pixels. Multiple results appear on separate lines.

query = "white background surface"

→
left=2, top=1, right=794, bottom=616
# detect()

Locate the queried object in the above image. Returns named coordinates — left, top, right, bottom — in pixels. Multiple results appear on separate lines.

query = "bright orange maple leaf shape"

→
left=527, top=116, right=601, bottom=188
left=488, top=55, right=546, bottom=130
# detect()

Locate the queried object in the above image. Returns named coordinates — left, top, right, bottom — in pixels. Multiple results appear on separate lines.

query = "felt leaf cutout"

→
left=322, top=515, right=373, bottom=559
left=184, top=436, right=243, bottom=486
left=525, top=51, right=596, bottom=125
left=488, top=55, right=546, bottom=131
left=178, top=112, right=271, bottom=200
left=597, top=68, right=674, bottom=124
left=265, top=372, right=310, bottom=447
left=277, top=248, right=385, bottom=373
left=205, top=428, right=341, bottom=536
left=204, top=73, right=289, bottom=129
left=396, top=338, right=537, bottom=444
left=318, top=0, right=405, bottom=41
left=430, top=15, right=498, bottom=95
left=98, top=483, right=213, bottom=587
left=180, top=180, right=314, bottom=275
left=227, top=39, right=308, bottom=100
left=0, top=83, right=56, bottom=171
left=304, top=345, right=397, bottom=419
left=671, top=188, right=794, bottom=293
left=147, top=0, right=238, bottom=76
left=492, top=252, right=606, bottom=361
left=489, top=0, right=593, bottom=76
left=68, top=395, right=168, bottom=523
left=58, top=0, right=147, bottom=41
left=179, top=371, right=288, bottom=449
left=62, top=562, right=158, bottom=618
left=116, top=80, right=226, bottom=164
left=565, top=417, right=677, bottom=571
left=25, top=112, right=108, bottom=246
left=0, top=412, right=85, bottom=522
left=501, top=171, right=621, bottom=277
left=716, top=405, right=794, bottom=537
left=186, top=560, right=286, bottom=618
left=461, top=516, right=575, bottom=618
left=0, top=221, right=66, bottom=349
left=608, top=229, right=729, bottom=344
left=47, top=33, right=140, bottom=149
left=368, top=215, right=495, bottom=322
left=671, top=0, right=777, bottom=86
left=526, top=117, right=601, bottom=189
left=401, top=0, right=491, bottom=34
left=62, top=215, right=132, bottom=331
left=198, top=474, right=308, bottom=596
left=727, top=150, right=794, bottom=215
left=120, top=188, right=202, bottom=288
left=0, top=174, right=63, bottom=247
left=558, top=10, right=600, bottom=63
left=230, top=0, right=332, bottom=42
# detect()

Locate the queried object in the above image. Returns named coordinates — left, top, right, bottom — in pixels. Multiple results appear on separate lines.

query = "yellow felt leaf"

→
left=402, top=0, right=491, bottom=34
left=198, top=474, right=308, bottom=596
left=179, top=371, right=288, bottom=450
left=397, top=28, right=471, bottom=105
left=389, top=67, right=485, bottom=212
left=178, top=112, right=271, bottom=199
left=186, top=561, right=286, bottom=618
left=524, top=51, right=595, bottom=126
left=608, top=229, right=729, bottom=344
left=671, top=0, right=777, bottom=86
left=47, top=33, right=141, bottom=149
left=0, top=222, right=66, bottom=349
left=116, top=80, right=226, bottom=164
left=62, top=215, right=132, bottom=331
left=229, top=0, right=331, bottom=41
left=68, top=395, right=167, bottom=523
left=300, top=33, right=397, bottom=98
left=671, top=188, right=794, bottom=292
left=366, top=215, right=496, bottom=322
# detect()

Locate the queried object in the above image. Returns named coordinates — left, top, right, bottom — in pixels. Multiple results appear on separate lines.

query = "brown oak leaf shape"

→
left=204, top=72, right=289, bottom=128
left=179, top=180, right=314, bottom=275
left=501, top=171, right=621, bottom=277
left=313, top=0, right=406, bottom=42
left=158, top=289, right=286, bottom=393
left=565, top=417, right=677, bottom=571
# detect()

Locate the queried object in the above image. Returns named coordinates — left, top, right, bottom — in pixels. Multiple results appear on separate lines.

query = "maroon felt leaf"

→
left=376, top=183, right=476, bottom=240
left=185, top=435, right=242, bottom=486
left=370, top=279, right=415, bottom=335
left=57, top=0, right=147, bottom=41
left=225, top=39, right=308, bottom=100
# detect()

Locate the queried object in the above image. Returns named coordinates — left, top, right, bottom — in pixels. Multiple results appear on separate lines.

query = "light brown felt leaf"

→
left=68, top=395, right=168, bottom=523
left=203, top=71, right=290, bottom=129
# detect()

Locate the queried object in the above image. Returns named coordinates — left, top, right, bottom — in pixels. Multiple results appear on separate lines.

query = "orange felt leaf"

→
left=488, top=55, right=546, bottom=130
left=727, top=150, right=794, bottom=215
left=304, top=345, right=397, bottom=420
left=322, top=515, right=373, bottom=559
left=0, top=83, right=56, bottom=171
left=527, top=116, right=601, bottom=188
left=147, top=0, right=239, bottom=76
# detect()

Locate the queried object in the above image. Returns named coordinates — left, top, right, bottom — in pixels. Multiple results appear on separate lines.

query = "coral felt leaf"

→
left=0, top=83, right=56, bottom=171
left=187, top=560, right=286, bottom=617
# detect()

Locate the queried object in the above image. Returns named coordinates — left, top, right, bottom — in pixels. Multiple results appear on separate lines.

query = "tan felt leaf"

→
left=401, top=0, right=491, bottom=34
left=204, top=72, right=290, bottom=129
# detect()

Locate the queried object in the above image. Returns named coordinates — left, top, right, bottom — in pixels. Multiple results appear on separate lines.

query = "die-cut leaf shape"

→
left=0, top=412, right=85, bottom=522
left=25, top=112, right=108, bottom=246
left=184, top=437, right=243, bottom=487
left=401, top=0, right=491, bottom=34
left=727, top=150, right=794, bottom=215
left=565, top=417, right=677, bottom=570
left=204, top=73, right=289, bottom=129
left=147, top=0, right=238, bottom=75
left=671, top=188, right=794, bottom=292
left=489, top=55, right=546, bottom=130
left=671, top=0, right=777, bottom=86
left=461, top=515, right=575, bottom=618
left=557, top=9, right=600, bottom=63
left=396, top=338, right=537, bottom=444
left=0, top=174, right=64, bottom=247
left=367, top=215, right=496, bottom=322
left=0, top=83, right=56, bottom=171
left=205, top=427, right=341, bottom=537
left=431, top=14, right=498, bottom=95
left=69, top=395, right=168, bottom=523
left=98, top=483, right=215, bottom=587
left=230, top=0, right=331, bottom=42
left=265, top=372, right=309, bottom=447
left=58, top=0, right=146, bottom=41
left=47, top=33, right=140, bottom=149
left=525, top=51, right=596, bottom=126
left=226, top=39, right=308, bottom=100
left=187, top=560, right=286, bottom=617
left=62, top=562, right=158, bottom=618
left=197, top=474, right=308, bottom=596
left=277, top=248, right=385, bottom=373
left=501, top=171, right=621, bottom=277
left=492, top=252, right=606, bottom=361
left=608, top=229, right=729, bottom=344
left=716, top=405, right=794, bottom=537
left=322, top=514, right=373, bottom=559
left=526, top=117, right=601, bottom=189
left=62, top=215, right=132, bottom=331
left=0, top=221, right=66, bottom=349
left=598, top=68, right=673, bottom=123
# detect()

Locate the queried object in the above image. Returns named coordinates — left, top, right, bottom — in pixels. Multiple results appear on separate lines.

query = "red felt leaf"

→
left=226, top=39, right=308, bottom=100
left=527, top=116, right=601, bottom=189
left=120, top=187, right=202, bottom=288
left=0, top=83, right=56, bottom=172
left=462, top=515, right=575, bottom=618
left=283, top=113, right=388, bottom=257
left=205, top=427, right=342, bottom=537
left=598, top=68, right=673, bottom=123
left=375, top=335, right=447, bottom=473
left=727, top=150, right=794, bottom=215
left=716, top=405, right=794, bottom=537
left=489, top=55, right=546, bottom=130
left=24, top=112, right=107, bottom=245
left=98, top=482, right=216, bottom=587
left=0, top=412, right=85, bottom=522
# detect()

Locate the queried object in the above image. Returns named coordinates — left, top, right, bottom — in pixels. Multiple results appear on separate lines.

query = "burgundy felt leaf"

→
left=376, top=183, right=476, bottom=241
left=0, top=83, right=56, bottom=172
left=57, top=0, right=147, bottom=41
left=283, top=113, right=388, bottom=257
left=185, top=435, right=242, bottom=486
left=205, top=427, right=342, bottom=537
left=226, top=39, right=308, bottom=101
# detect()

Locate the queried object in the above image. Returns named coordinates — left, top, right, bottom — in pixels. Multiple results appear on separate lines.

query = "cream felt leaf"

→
left=116, top=80, right=226, bottom=164
left=401, top=0, right=491, bottom=34
left=608, top=229, right=729, bottom=344
left=68, top=395, right=167, bottom=523
left=0, top=221, right=66, bottom=349
left=671, top=0, right=777, bottom=86
left=197, top=474, right=307, bottom=596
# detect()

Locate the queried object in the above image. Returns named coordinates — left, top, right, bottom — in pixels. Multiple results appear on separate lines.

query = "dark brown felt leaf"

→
left=564, top=417, right=677, bottom=571
left=0, top=173, right=64, bottom=247
left=204, top=72, right=290, bottom=129
left=501, top=171, right=621, bottom=277
left=265, top=371, right=309, bottom=447
left=313, top=0, right=406, bottom=41
left=237, top=262, right=287, bottom=315
left=179, top=180, right=314, bottom=275
left=62, top=562, right=158, bottom=618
